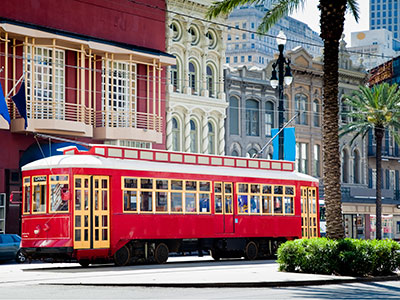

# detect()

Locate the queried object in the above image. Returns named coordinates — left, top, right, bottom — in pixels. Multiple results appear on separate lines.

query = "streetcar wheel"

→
left=114, top=245, right=131, bottom=266
left=78, top=259, right=90, bottom=267
left=245, top=241, right=258, bottom=260
left=154, top=243, right=169, bottom=264
left=210, top=250, right=220, bottom=261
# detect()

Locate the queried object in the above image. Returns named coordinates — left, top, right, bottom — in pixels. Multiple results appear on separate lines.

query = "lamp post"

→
left=270, top=31, right=293, bottom=160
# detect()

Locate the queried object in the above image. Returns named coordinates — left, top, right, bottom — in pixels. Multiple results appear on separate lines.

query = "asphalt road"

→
left=1, top=256, right=400, bottom=299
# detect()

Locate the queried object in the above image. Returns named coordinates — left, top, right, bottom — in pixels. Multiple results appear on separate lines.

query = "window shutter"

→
left=386, top=169, right=390, bottom=189
left=368, top=168, right=373, bottom=188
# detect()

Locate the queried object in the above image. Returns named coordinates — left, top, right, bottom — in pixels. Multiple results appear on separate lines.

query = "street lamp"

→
left=270, top=30, right=293, bottom=160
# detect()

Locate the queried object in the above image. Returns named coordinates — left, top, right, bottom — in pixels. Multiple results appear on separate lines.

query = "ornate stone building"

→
left=165, top=0, right=228, bottom=155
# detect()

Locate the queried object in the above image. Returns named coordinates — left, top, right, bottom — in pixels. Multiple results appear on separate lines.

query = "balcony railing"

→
left=94, top=110, right=162, bottom=132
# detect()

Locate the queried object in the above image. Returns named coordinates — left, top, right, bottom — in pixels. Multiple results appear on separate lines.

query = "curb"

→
left=44, top=275, right=400, bottom=288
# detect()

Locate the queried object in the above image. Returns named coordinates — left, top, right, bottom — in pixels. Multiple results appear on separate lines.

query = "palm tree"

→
left=207, top=0, right=359, bottom=239
left=340, top=83, right=400, bottom=240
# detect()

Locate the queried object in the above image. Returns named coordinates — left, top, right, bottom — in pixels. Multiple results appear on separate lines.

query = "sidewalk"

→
left=1, top=256, right=399, bottom=288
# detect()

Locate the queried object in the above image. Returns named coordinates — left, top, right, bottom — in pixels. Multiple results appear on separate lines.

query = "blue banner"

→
left=0, top=82, right=10, bottom=124
left=11, top=81, right=27, bottom=129
left=272, top=127, right=296, bottom=161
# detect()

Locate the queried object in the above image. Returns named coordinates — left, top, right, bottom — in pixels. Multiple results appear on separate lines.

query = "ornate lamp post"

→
left=270, top=31, right=293, bottom=160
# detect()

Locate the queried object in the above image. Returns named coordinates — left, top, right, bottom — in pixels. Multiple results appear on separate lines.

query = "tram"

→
left=20, top=145, right=319, bottom=266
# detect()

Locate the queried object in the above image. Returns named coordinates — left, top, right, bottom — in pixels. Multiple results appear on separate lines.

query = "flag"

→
left=272, top=127, right=296, bottom=161
left=0, top=82, right=10, bottom=124
left=11, top=81, right=27, bottom=129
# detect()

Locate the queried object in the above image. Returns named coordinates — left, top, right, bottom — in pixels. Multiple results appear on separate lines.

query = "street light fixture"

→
left=270, top=30, right=293, bottom=160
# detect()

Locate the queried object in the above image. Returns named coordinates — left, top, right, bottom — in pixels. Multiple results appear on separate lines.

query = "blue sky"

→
left=290, top=0, right=369, bottom=45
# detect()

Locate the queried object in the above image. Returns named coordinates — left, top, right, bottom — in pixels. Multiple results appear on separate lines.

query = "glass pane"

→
left=102, top=190, right=108, bottom=210
left=225, top=184, right=232, bottom=194
left=75, top=190, right=81, bottom=210
left=102, top=179, right=107, bottom=189
left=84, top=215, right=89, bottom=227
left=95, top=229, right=99, bottom=241
left=274, top=196, right=283, bottom=213
left=225, top=195, right=233, bottom=214
left=156, top=179, right=168, bottom=190
left=140, top=191, right=152, bottom=211
left=94, top=190, right=99, bottom=210
left=141, top=179, right=153, bottom=189
left=286, top=186, right=294, bottom=195
left=95, top=216, right=99, bottom=227
left=214, top=183, right=222, bottom=193
left=285, top=197, right=293, bottom=214
left=215, top=195, right=222, bottom=213
left=75, top=178, right=81, bottom=188
left=185, top=193, right=196, bottom=212
left=171, top=192, right=183, bottom=212
left=84, top=190, right=89, bottom=210
left=75, top=229, right=81, bottom=241
left=274, top=186, right=283, bottom=194
left=125, top=178, right=137, bottom=189
left=84, top=229, right=89, bottom=241
left=75, top=215, right=81, bottom=227
left=262, top=196, right=272, bottom=214
left=239, top=184, right=248, bottom=193
left=262, top=185, right=272, bottom=194
left=102, top=229, right=108, bottom=241
left=199, top=193, right=210, bottom=213
left=95, top=179, right=99, bottom=189
left=171, top=180, right=183, bottom=190
left=24, top=186, right=31, bottom=213
left=84, top=179, right=89, bottom=188
left=250, top=195, right=260, bottom=213
left=124, top=191, right=137, bottom=211
left=200, top=181, right=210, bottom=192
left=102, top=216, right=108, bottom=227
left=156, top=192, right=168, bottom=212
left=238, top=195, right=248, bottom=213
left=250, top=184, right=260, bottom=193
left=186, top=181, right=197, bottom=191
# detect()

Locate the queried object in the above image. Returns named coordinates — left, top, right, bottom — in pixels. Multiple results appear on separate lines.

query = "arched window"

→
left=265, top=101, right=274, bottom=137
left=342, top=149, right=349, bottom=183
left=295, top=94, right=308, bottom=125
left=231, top=150, right=239, bottom=156
left=229, top=96, right=239, bottom=135
left=188, top=61, right=197, bottom=95
left=246, top=99, right=259, bottom=136
left=248, top=148, right=258, bottom=158
left=353, top=149, right=361, bottom=184
left=313, top=100, right=320, bottom=127
left=190, top=120, right=198, bottom=153
left=206, top=65, right=214, bottom=98
left=170, top=63, right=178, bottom=92
left=172, top=117, right=180, bottom=151
left=208, top=122, right=215, bottom=154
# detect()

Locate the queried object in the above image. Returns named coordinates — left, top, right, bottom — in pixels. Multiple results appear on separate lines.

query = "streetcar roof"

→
left=22, top=155, right=318, bottom=183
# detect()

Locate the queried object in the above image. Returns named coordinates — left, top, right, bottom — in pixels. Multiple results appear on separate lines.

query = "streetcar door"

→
left=224, top=183, right=234, bottom=233
left=301, top=187, right=318, bottom=239
left=73, top=175, right=110, bottom=249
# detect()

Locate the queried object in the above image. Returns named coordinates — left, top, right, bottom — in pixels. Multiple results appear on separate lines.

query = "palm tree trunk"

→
left=319, top=0, right=347, bottom=239
left=375, top=127, right=384, bottom=240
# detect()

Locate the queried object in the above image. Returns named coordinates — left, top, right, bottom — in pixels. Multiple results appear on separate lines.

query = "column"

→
left=218, top=114, right=226, bottom=155
left=184, top=111, right=191, bottom=153
left=201, top=112, right=209, bottom=154
left=166, top=108, right=173, bottom=151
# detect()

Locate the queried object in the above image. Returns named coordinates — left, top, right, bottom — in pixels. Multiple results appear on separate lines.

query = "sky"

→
left=290, top=0, right=369, bottom=46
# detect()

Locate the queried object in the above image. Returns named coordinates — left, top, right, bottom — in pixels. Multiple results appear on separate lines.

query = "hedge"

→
left=277, top=238, right=400, bottom=277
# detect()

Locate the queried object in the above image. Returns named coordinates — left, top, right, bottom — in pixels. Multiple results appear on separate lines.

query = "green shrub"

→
left=277, top=238, right=400, bottom=277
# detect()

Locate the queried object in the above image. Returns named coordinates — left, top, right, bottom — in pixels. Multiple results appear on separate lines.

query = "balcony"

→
left=93, top=110, right=163, bottom=143
left=11, top=100, right=93, bottom=137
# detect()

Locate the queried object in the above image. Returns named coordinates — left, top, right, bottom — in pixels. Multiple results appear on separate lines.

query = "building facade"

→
left=0, top=0, right=174, bottom=233
left=224, top=40, right=391, bottom=239
left=165, top=0, right=227, bottom=155
left=370, top=0, right=400, bottom=39
left=225, top=3, right=323, bottom=68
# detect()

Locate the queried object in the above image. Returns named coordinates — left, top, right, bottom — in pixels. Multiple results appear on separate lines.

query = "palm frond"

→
left=206, top=0, right=261, bottom=19
left=346, top=0, right=360, bottom=22
left=258, top=0, right=304, bottom=33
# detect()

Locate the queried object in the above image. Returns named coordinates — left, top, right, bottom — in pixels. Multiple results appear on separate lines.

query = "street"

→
left=1, top=256, right=400, bottom=299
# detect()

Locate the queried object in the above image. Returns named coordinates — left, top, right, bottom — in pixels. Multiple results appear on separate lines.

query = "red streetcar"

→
left=20, top=145, right=319, bottom=266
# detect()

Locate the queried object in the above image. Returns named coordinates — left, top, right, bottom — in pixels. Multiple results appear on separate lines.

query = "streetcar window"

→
left=186, top=181, right=197, bottom=191
left=250, top=184, right=260, bottom=193
left=125, top=178, right=137, bottom=189
left=284, top=197, right=293, bottom=214
left=262, top=185, right=272, bottom=194
left=250, top=195, right=260, bottom=213
left=238, top=195, right=248, bottom=213
left=141, top=179, right=153, bottom=189
left=185, top=192, right=196, bottom=212
left=50, top=175, right=69, bottom=212
left=214, top=182, right=222, bottom=193
left=124, top=190, right=137, bottom=211
left=214, top=195, right=222, bottom=213
left=238, top=184, right=248, bottom=193
left=200, top=181, right=210, bottom=192
left=156, top=179, right=168, bottom=190
left=23, top=177, right=31, bottom=214
left=274, top=186, right=283, bottom=194
left=171, top=180, right=183, bottom=190
left=286, top=186, right=294, bottom=195
left=225, top=195, right=233, bottom=214
left=156, top=191, right=168, bottom=212
left=32, top=176, right=47, bottom=213
left=225, top=184, right=232, bottom=194
left=199, top=193, right=210, bottom=213
left=274, top=196, right=283, bottom=214
left=262, top=196, right=272, bottom=214
left=140, top=191, right=153, bottom=212
left=171, top=192, right=183, bottom=212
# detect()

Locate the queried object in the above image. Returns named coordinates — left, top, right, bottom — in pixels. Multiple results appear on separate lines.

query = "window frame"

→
left=49, top=175, right=70, bottom=213
left=23, top=176, right=31, bottom=215
left=32, top=175, right=47, bottom=214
